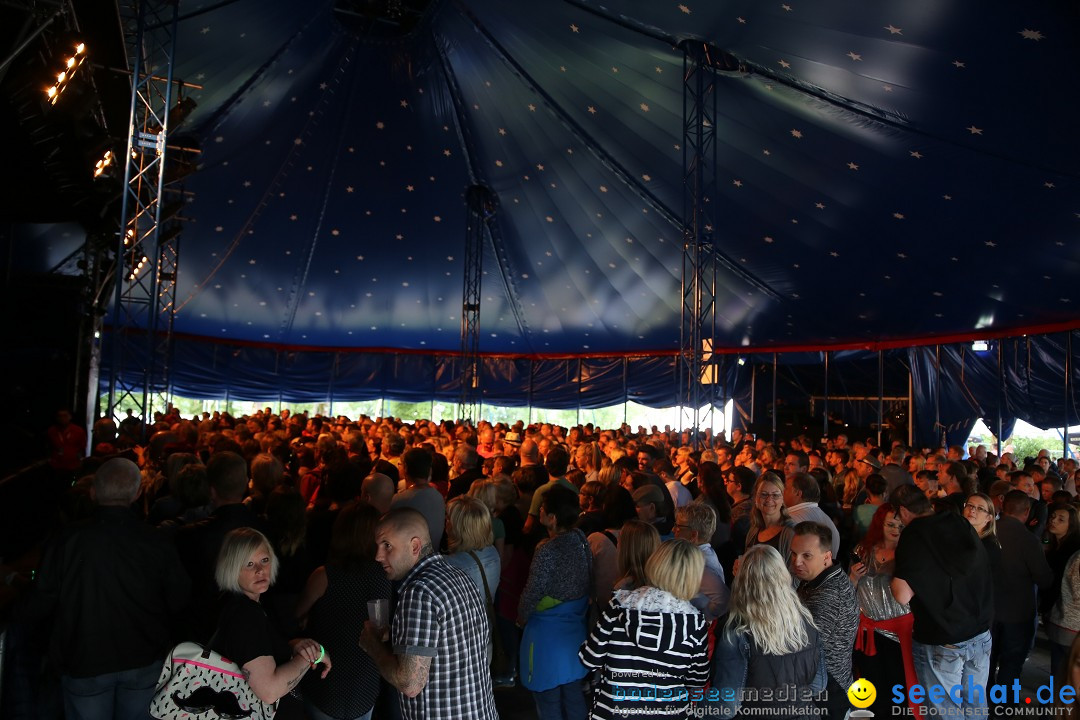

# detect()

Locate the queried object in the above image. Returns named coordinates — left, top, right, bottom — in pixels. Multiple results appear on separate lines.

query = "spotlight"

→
left=129, top=254, right=149, bottom=281
left=972, top=340, right=989, bottom=352
left=45, top=40, right=88, bottom=105
left=93, top=149, right=114, bottom=178
left=737, top=357, right=746, bottom=366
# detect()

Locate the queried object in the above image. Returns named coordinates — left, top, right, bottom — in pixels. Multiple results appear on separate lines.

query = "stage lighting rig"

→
left=46, top=39, right=87, bottom=105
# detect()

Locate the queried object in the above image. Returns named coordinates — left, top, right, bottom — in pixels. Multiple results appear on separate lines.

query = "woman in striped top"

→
left=579, top=538, right=710, bottom=720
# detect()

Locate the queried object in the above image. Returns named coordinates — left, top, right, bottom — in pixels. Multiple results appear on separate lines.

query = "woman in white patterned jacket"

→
left=579, top=538, right=710, bottom=720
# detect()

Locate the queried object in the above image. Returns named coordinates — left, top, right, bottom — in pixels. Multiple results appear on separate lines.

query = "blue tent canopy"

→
left=8, top=0, right=1080, bottom=440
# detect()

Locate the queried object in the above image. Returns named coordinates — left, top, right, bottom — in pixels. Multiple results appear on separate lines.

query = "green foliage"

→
left=1007, top=434, right=1063, bottom=463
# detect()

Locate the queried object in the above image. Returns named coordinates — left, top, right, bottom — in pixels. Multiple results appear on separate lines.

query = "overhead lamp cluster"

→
left=129, top=254, right=150, bottom=281
left=93, top=149, right=113, bottom=178
left=46, top=41, right=87, bottom=105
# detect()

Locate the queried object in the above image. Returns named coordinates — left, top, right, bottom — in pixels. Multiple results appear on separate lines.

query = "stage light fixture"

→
left=972, top=340, right=989, bottom=352
left=129, top=254, right=149, bottom=281
left=46, top=40, right=87, bottom=105
left=93, top=149, right=114, bottom=178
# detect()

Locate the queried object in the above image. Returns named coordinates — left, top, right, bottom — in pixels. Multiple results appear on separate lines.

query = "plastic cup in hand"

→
left=367, top=599, right=389, bottom=629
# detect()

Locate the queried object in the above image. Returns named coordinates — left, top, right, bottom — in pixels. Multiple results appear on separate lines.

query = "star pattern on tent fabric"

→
left=884, top=25, right=902, bottom=34
left=815, top=202, right=826, bottom=209
left=829, top=251, right=839, bottom=257
left=1044, top=182, right=1055, bottom=189
left=985, top=241, right=997, bottom=247
left=967, top=126, right=983, bottom=135
left=733, top=179, right=743, bottom=187
left=790, top=129, right=803, bottom=138
left=952, top=60, right=966, bottom=68
left=640, top=103, right=650, bottom=112
left=781, top=4, right=792, bottom=11
left=200, top=26, right=210, bottom=34
left=779, top=59, right=791, bottom=69
left=737, top=17, right=746, bottom=24
left=893, top=212, right=905, bottom=220
left=847, top=162, right=859, bottom=170
left=910, top=151, right=924, bottom=159
left=847, top=51, right=862, bottom=61
left=1019, top=29, right=1045, bottom=40
left=569, top=24, right=579, bottom=33
left=678, top=4, right=691, bottom=14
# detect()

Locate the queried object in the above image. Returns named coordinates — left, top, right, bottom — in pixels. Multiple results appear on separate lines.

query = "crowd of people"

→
left=7, top=406, right=1080, bottom=720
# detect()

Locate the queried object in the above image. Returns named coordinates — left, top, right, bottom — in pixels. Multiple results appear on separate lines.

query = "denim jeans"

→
left=912, top=630, right=992, bottom=716
left=61, top=661, right=160, bottom=720
left=533, top=680, right=588, bottom=720
left=989, top=618, right=1037, bottom=691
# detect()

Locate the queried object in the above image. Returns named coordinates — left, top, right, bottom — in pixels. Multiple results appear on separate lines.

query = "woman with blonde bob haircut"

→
left=644, top=538, right=705, bottom=601
left=211, top=528, right=331, bottom=719
left=580, top=539, right=710, bottom=719
left=706, top=544, right=825, bottom=718
left=444, top=495, right=502, bottom=599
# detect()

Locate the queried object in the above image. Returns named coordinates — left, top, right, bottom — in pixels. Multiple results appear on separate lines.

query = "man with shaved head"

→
left=361, top=472, right=395, bottom=514
left=359, top=508, right=497, bottom=720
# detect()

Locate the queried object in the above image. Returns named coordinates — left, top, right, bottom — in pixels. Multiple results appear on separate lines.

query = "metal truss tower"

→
left=678, top=40, right=725, bottom=447
left=105, top=0, right=185, bottom=429
left=460, top=185, right=497, bottom=422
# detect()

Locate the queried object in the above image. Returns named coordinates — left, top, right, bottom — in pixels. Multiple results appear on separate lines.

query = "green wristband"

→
left=312, top=644, right=325, bottom=667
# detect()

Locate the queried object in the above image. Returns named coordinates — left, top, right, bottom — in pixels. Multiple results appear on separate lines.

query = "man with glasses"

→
left=988, top=491, right=1052, bottom=693
left=673, top=503, right=730, bottom=621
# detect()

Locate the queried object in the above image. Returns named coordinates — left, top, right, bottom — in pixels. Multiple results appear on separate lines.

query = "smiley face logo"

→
left=848, top=678, right=876, bottom=709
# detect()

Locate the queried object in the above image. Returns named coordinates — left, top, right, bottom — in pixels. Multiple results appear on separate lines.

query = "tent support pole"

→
left=907, top=368, right=914, bottom=448
left=771, top=353, right=778, bottom=444
left=935, top=345, right=943, bottom=448
left=878, top=351, right=884, bottom=448
left=1066, top=332, right=1073, bottom=459
left=997, top=341, right=1004, bottom=457
left=577, top=358, right=583, bottom=428
left=823, top=351, right=829, bottom=441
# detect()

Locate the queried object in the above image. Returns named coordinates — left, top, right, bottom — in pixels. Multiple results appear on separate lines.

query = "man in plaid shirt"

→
left=360, top=508, right=498, bottom=720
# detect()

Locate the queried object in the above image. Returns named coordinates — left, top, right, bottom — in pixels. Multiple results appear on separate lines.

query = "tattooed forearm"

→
left=396, top=654, right=432, bottom=698
left=286, top=664, right=307, bottom=691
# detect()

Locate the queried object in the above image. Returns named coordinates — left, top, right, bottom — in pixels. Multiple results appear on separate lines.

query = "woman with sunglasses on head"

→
left=849, top=503, right=914, bottom=716
left=732, top=472, right=795, bottom=578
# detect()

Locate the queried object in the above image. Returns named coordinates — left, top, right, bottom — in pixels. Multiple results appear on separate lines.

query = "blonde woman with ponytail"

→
left=706, top=544, right=826, bottom=717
